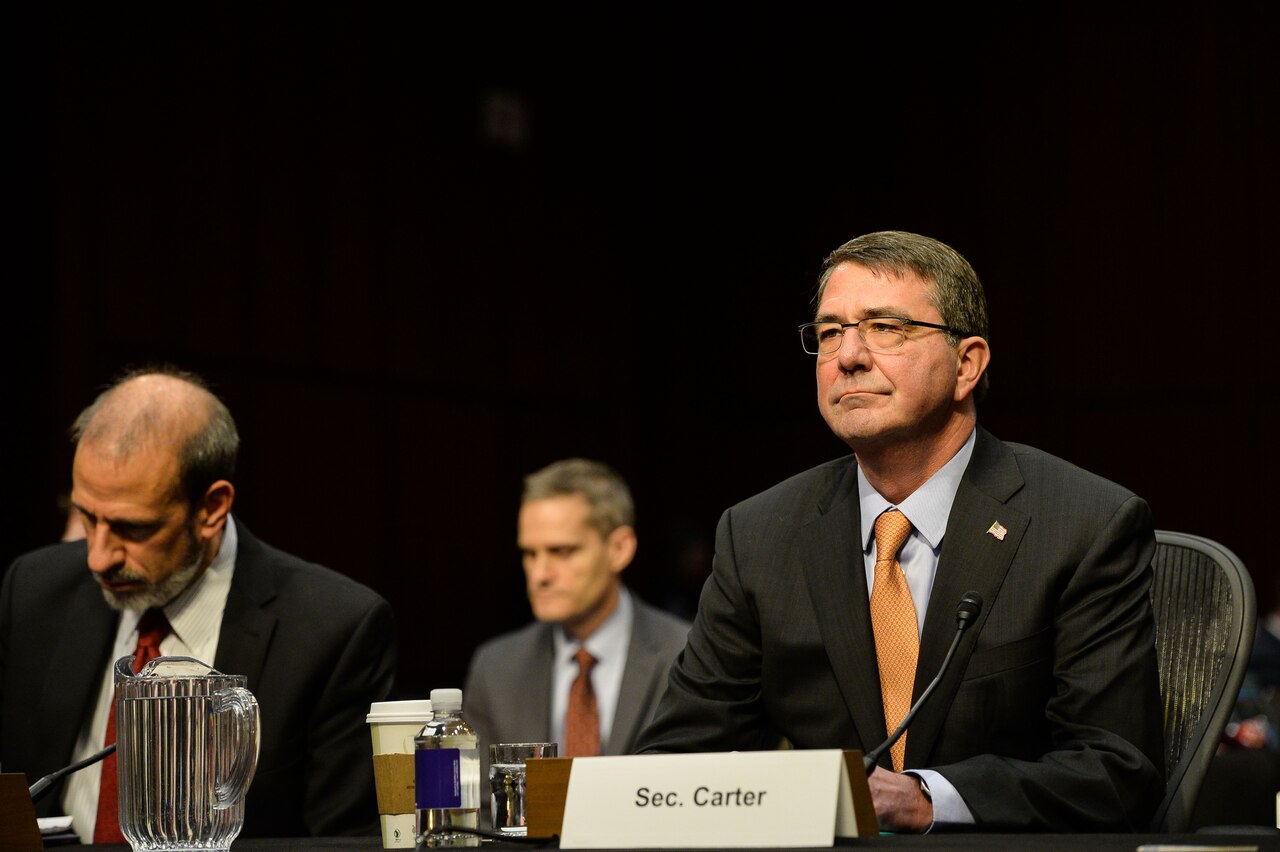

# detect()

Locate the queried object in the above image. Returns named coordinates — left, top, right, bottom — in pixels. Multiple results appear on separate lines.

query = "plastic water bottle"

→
left=414, top=688, right=480, bottom=848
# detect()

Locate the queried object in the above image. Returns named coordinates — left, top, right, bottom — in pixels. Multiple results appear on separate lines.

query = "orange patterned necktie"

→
left=870, top=510, right=918, bottom=771
left=94, top=608, right=171, bottom=843
left=563, top=648, right=600, bottom=757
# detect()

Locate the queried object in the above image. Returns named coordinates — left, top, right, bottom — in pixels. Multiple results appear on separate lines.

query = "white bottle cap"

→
left=429, top=688, right=463, bottom=713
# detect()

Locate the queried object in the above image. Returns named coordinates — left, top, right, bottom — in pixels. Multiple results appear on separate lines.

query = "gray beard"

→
left=101, top=529, right=207, bottom=612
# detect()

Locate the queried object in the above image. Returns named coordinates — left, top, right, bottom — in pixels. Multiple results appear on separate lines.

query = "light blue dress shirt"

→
left=550, top=585, right=634, bottom=752
left=856, top=428, right=977, bottom=828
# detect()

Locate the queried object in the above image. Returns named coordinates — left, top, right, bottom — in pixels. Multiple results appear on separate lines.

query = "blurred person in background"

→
left=464, top=458, right=690, bottom=787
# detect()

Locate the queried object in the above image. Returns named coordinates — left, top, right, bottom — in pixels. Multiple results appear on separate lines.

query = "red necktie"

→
left=563, top=648, right=600, bottom=757
left=94, top=608, right=171, bottom=844
left=870, top=510, right=918, bottom=772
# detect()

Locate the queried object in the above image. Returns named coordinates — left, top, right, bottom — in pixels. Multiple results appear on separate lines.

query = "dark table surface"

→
left=76, top=829, right=1280, bottom=852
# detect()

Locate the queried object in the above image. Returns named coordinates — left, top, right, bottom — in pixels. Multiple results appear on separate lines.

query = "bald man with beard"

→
left=0, top=366, right=397, bottom=842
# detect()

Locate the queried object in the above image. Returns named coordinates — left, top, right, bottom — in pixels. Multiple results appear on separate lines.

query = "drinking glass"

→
left=488, top=742, right=557, bottom=836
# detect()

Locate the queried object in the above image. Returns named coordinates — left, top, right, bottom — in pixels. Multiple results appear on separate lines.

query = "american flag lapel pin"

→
left=986, top=521, right=1008, bottom=541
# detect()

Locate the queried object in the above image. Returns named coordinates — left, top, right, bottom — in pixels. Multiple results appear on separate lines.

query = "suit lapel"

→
left=527, top=627, right=554, bottom=742
left=799, top=461, right=886, bottom=752
left=905, top=428, right=1029, bottom=766
left=44, top=577, right=117, bottom=760
left=610, top=601, right=661, bottom=755
left=488, top=622, right=554, bottom=742
left=213, top=521, right=279, bottom=688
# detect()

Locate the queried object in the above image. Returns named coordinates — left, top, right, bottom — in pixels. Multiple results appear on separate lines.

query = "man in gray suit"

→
left=463, top=459, right=689, bottom=777
left=637, top=231, right=1165, bottom=832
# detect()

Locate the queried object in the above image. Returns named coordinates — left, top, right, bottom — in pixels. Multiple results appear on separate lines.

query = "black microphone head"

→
left=956, top=591, right=983, bottom=628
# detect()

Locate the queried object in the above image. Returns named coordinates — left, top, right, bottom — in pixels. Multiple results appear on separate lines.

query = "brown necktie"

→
left=870, top=510, right=918, bottom=771
left=94, top=608, right=172, bottom=844
left=563, top=648, right=600, bottom=757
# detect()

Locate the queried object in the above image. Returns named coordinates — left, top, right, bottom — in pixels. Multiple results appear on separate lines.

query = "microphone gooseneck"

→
left=28, top=743, right=116, bottom=802
left=862, top=591, right=984, bottom=774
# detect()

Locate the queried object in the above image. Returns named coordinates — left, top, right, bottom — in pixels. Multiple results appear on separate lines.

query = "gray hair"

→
left=522, top=458, right=635, bottom=537
left=70, top=364, right=239, bottom=505
left=815, top=230, right=990, bottom=399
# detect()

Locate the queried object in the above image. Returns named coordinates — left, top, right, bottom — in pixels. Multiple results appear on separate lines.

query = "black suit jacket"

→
left=637, top=428, right=1165, bottom=831
left=0, top=520, right=397, bottom=837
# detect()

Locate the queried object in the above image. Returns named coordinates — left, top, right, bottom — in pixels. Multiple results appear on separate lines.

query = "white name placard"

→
left=558, top=750, right=860, bottom=849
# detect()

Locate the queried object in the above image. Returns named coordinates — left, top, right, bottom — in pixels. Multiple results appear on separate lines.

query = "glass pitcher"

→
left=113, top=655, right=260, bottom=852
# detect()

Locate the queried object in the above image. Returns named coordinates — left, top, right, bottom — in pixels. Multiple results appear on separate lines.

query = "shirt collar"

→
left=155, top=515, right=238, bottom=651
left=553, top=584, right=634, bottom=664
left=858, top=428, right=978, bottom=553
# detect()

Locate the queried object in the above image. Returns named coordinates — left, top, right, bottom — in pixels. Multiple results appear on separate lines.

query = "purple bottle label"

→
left=415, top=748, right=461, bottom=808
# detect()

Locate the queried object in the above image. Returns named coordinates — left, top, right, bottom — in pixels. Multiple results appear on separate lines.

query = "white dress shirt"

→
left=62, top=516, right=238, bottom=843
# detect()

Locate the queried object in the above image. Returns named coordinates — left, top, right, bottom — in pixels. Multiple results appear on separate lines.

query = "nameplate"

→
left=558, top=750, right=860, bottom=848
left=0, top=773, right=41, bottom=852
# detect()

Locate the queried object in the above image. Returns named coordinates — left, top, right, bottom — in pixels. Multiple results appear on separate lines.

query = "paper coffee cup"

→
left=367, top=699, right=432, bottom=848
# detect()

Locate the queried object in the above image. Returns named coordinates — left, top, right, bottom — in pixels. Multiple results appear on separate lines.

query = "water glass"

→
left=488, top=742, right=557, bottom=836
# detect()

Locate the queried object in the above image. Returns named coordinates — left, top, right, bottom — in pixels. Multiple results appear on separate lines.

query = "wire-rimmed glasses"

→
left=798, top=317, right=973, bottom=355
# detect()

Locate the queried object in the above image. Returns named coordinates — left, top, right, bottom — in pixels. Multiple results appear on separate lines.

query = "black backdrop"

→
left=3, top=4, right=1277, bottom=700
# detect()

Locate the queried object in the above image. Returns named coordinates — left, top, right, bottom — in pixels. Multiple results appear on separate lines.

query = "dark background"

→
left=2, top=4, right=1277, bottom=701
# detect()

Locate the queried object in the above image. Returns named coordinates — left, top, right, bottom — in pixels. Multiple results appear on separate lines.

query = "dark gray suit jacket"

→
left=0, top=520, right=397, bottom=837
left=637, top=428, right=1165, bottom=831
left=463, top=592, right=689, bottom=765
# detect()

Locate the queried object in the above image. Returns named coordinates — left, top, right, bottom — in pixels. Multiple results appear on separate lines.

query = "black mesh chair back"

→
left=1148, top=530, right=1256, bottom=832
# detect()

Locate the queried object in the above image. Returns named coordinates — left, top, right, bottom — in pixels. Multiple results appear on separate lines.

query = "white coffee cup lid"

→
left=366, top=699, right=433, bottom=724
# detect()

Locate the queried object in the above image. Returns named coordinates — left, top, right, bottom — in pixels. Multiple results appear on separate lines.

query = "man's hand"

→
left=867, top=766, right=933, bottom=833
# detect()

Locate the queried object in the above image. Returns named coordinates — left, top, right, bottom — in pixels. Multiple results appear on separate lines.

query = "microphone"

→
left=862, top=591, right=983, bottom=773
left=28, top=743, right=116, bottom=802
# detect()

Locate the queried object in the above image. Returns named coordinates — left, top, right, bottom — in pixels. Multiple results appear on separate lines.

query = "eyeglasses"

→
left=798, top=317, right=973, bottom=355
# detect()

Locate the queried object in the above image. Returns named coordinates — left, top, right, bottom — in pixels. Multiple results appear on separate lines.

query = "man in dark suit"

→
left=0, top=366, right=396, bottom=841
left=464, top=459, right=689, bottom=783
left=636, top=231, right=1165, bottom=832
